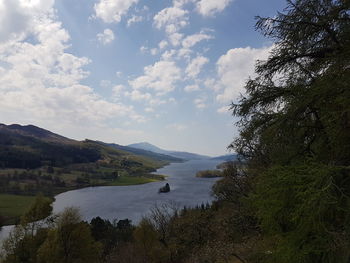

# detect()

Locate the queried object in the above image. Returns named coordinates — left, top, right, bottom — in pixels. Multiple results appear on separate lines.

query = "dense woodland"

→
left=1, top=0, right=350, bottom=262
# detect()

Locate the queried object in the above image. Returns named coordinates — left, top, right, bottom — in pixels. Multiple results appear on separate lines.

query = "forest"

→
left=1, top=0, right=349, bottom=262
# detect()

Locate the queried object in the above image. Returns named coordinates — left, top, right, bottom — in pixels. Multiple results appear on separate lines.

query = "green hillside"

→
left=0, top=124, right=173, bottom=224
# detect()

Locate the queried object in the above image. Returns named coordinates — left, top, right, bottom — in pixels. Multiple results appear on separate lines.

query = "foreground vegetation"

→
left=1, top=0, right=349, bottom=262
left=0, top=194, right=52, bottom=225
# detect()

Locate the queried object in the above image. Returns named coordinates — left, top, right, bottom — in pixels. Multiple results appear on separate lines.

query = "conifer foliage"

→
left=231, top=0, right=350, bottom=261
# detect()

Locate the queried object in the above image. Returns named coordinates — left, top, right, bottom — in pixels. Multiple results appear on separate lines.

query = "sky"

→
left=0, top=0, right=286, bottom=156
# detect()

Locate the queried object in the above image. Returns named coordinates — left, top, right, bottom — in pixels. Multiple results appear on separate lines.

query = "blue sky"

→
left=0, top=0, right=286, bottom=156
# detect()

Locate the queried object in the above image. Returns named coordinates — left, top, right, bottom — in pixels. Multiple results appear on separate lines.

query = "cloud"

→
left=182, top=31, right=214, bottom=48
left=140, top=45, right=148, bottom=53
left=154, top=6, right=188, bottom=34
left=150, top=48, right=158, bottom=55
left=0, top=1, right=145, bottom=127
left=94, top=0, right=139, bottom=23
left=129, top=60, right=181, bottom=95
left=168, top=32, right=184, bottom=46
left=186, top=56, right=209, bottom=79
left=112, top=84, right=125, bottom=101
left=184, top=84, right=200, bottom=92
left=217, top=105, right=230, bottom=113
left=158, top=40, right=168, bottom=49
left=0, top=0, right=54, bottom=42
left=127, top=15, right=143, bottom=27
left=215, top=46, right=272, bottom=103
left=194, top=96, right=207, bottom=109
left=196, top=0, right=232, bottom=16
left=124, top=90, right=152, bottom=101
left=97, top=28, right=115, bottom=45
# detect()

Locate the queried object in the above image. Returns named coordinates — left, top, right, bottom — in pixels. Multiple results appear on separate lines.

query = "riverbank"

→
left=0, top=173, right=166, bottom=226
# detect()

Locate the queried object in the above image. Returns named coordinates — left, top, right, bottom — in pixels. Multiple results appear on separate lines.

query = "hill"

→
left=0, top=124, right=100, bottom=169
left=0, top=124, right=176, bottom=224
left=104, top=143, right=183, bottom=163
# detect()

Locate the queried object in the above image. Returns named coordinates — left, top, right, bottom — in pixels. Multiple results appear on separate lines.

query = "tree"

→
left=21, top=194, right=53, bottom=237
left=230, top=0, right=350, bottom=262
left=232, top=0, right=350, bottom=167
left=37, top=207, right=101, bottom=263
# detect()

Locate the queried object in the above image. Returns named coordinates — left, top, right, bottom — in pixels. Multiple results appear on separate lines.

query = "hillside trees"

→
left=230, top=0, right=350, bottom=262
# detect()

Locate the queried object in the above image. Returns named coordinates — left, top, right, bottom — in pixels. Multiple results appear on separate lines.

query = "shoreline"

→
left=0, top=164, right=170, bottom=226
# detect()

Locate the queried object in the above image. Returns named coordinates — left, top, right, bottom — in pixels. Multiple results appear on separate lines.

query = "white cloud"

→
left=177, top=48, right=192, bottom=59
left=215, top=46, right=272, bottom=103
left=100, top=79, right=112, bottom=88
left=182, top=31, right=214, bottom=48
left=94, top=0, right=139, bottom=23
left=0, top=0, right=54, bottom=42
left=113, top=84, right=125, bottom=93
left=196, top=0, right=232, bottom=16
left=204, top=78, right=220, bottom=91
left=184, top=84, right=200, bottom=92
left=217, top=105, right=230, bottom=113
left=173, top=0, right=193, bottom=8
left=186, top=56, right=209, bottom=79
left=140, top=45, right=148, bottom=53
left=194, top=97, right=207, bottom=109
left=0, top=1, right=145, bottom=127
left=150, top=48, right=158, bottom=55
left=124, top=90, right=152, bottom=101
left=129, top=60, right=181, bottom=94
left=161, top=49, right=177, bottom=60
left=158, top=40, right=168, bottom=49
left=154, top=6, right=188, bottom=34
left=127, top=15, right=143, bottom=27
left=168, top=32, right=184, bottom=46
left=97, top=28, right=115, bottom=45
left=112, top=84, right=125, bottom=101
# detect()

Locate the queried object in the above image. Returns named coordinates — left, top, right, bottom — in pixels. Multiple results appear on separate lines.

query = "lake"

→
left=0, top=159, right=221, bottom=243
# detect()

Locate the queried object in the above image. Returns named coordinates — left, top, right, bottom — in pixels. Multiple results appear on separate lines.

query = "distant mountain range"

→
left=128, top=142, right=210, bottom=160
left=0, top=123, right=74, bottom=144
left=0, top=124, right=178, bottom=169
left=99, top=142, right=182, bottom=163
left=127, top=142, right=237, bottom=161
left=0, top=123, right=236, bottom=170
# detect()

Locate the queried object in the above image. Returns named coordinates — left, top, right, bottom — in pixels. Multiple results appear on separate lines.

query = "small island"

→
left=159, top=183, right=170, bottom=193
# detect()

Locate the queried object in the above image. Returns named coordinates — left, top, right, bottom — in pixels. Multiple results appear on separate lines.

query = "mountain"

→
left=128, top=142, right=169, bottom=155
left=97, top=142, right=183, bottom=163
left=0, top=124, right=175, bottom=170
left=127, top=142, right=210, bottom=160
left=0, top=124, right=102, bottom=169
left=0, top=123, right=74, bottom=144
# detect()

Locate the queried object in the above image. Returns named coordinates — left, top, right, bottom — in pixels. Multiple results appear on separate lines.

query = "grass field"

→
left=0, top=174, right=165, bottom=225
left=0, top=194, right=39, bottom=225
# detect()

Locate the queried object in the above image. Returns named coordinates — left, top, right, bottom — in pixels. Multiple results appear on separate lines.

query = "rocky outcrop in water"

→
left=159, top=183, right=170, bottom=193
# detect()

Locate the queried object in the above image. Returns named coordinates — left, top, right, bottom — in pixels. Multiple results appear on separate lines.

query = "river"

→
left=0, top=159, right=221, bottom=243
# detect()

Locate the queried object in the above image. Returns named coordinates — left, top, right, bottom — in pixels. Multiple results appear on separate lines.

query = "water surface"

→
left=0, top=159, right=221, bottom=243
left=52, top=159, right=221, bottom=223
